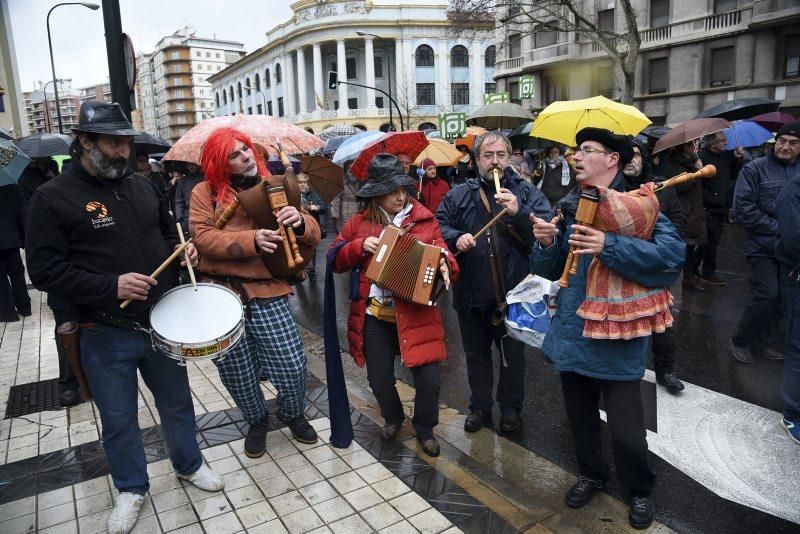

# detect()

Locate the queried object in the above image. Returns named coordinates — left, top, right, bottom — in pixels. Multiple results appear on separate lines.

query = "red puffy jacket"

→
left=330, top=199, right=460, bottom=368
left=419, top=177, right=450, bottom=214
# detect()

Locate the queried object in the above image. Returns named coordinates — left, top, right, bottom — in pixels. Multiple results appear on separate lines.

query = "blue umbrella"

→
left=332, top=131, right=383, bottom=165
left=0, top=138, right=31, bottom=186
left=722, top=121, right=774, bottom=150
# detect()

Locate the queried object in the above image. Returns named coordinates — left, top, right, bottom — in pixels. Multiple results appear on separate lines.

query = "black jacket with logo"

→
left=25, top=160, right=179, bottom=325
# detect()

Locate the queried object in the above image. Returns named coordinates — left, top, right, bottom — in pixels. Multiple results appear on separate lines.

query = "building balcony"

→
left=495, top=7, right=754, bottom=77
left=751, top=0, right=800, bottom=26
left=166, top=79, right=193, bottom=89
left=166, top=93, right=194, bottom=102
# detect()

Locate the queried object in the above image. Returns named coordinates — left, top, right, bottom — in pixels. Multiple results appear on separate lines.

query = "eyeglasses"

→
left=480, top=151, right=509, bottom=161
left=574, top=146, right=611, bottom=157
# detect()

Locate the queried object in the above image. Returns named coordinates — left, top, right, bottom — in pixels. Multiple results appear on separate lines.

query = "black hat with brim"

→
left=356, top=153, right=416, bottom=199
left=72, top=101, right=139, bottom=137
left=576, top=127, right=635, bottom=166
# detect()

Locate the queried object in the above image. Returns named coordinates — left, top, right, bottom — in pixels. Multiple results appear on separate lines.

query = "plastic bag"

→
left=504, top=274, right=559, bottom=348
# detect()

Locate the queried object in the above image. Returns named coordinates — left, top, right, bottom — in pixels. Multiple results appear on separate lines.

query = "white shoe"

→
left=177, top=463, right=224, bottom=492
left=108, top=492, right=144, bottom=534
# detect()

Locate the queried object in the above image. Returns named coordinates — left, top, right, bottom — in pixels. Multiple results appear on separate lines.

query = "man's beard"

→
left=89, top=145, right=127, bottom=180
left=480, top=164, right=503, bottom=182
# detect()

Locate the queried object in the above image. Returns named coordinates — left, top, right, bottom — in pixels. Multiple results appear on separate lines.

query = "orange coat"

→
left=189, top=179, right=321, bottom=301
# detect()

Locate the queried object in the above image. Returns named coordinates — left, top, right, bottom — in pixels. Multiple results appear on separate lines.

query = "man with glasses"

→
left=436, top=131, right=550, bottom=435
left=530, top=128, right=685, bottom=529
left=697, top=132, right=744, bottom=286
left=731, top=122, right=800, bottom=364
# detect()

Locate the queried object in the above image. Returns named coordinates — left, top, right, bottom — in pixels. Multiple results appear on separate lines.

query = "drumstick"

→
left=454, top=207, right=508, bottom=257
left=120, top=240, right=192, bottom=309
left=176, top=222, right=197, bottom=291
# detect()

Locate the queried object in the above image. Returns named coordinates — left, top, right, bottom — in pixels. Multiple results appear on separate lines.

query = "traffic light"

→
left=328, top=71, right=338, bottom=90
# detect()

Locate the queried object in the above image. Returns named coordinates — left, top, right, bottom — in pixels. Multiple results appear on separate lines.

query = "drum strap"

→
left=91, top=308, right=148, bottom=331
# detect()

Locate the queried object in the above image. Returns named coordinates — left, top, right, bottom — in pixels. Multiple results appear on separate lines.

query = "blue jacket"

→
left=733, top=151, right=800, bottom=257
left=436, top=170, right=550, bottom=313
left=776, top=171, right=800, bottom=271
left=530, top=174, right=686, bottom=381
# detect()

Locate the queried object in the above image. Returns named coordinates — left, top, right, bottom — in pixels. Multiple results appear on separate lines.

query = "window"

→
left=257, top=104, right=262, bottom=114
left=175, top=89, right=184, bottom=98
left=346, top=57, right=357, bottom=79
left=509, top=81, right=520, bottom=104
left=348, top=97, right=358, bottom=109
left=374, top=57, right=383, bottom=78
left=710, top=46, right=734, bottom=86
left=595, top=65, right=614, bottom=98
left=415, top=45, right=434, bottom=67
left=275, top=64, right=282, bottom=84
left=598, top=9, right=615, bottom=33
left=451, top=83, right=470, bottom=105
left=206, top=52, right=211, bottom=58
left=176, top=102, right=185, bottom=111
left=509, top=33, right=522, bottom=57
left=237, top=82, right=242, bottom=98
left=451, top=45, right=469, bottom=67
left=376, top=96, right=384, bottom=108
left=485, top=46, right=496, bottom=67
left=268, top=101, right=273, bottom=115
left=229, top=87, right=233, bottom=101
left=216, top=53, right=220, bottom=58
left=714, top=0, right=737, bottom=14
left=534, top=26, right=558, bottom=48
left=485, top=82, right=497, bottom=94
left=265, top=69, right=271, bottom=87
left=334, top=100, right=339, bottom=110
left=648, top=57, right=668, bottom=93
left=785, top=35, right=800, bottom=78
left=278, top=97, right=284, bottom=116
left=217, top=66, right=221, bottom=71
left=416, top=83, right=436, bottom=105
left=171, top=51, right=180, bottom=60
left=177, top=116, right=186, bottom=124
left=215, top=93, right=220, bottom=107
left=650, top=0, right=669, bottom=28
left=196, top=51, right=201, bottom=57
left=248, top=107, right=252, bottom=115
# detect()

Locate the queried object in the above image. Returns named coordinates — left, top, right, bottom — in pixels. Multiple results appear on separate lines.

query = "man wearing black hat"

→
left=25, top=101, right=223, bottom=534
left=531, top=127, right=685, bottom=529
left=731, top=121, right=800, bottom=364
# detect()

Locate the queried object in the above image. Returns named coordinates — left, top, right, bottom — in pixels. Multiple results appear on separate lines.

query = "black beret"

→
left=777, top=121, right=800, bottom=139
left=576, top=127, right=635, bottom=166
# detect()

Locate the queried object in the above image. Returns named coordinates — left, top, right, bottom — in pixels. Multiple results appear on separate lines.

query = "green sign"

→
left=484, top=92, right=510, bottom=104
left=520, top=76, right=536, bottom=99
left=439, top=112, right=467, bottom=139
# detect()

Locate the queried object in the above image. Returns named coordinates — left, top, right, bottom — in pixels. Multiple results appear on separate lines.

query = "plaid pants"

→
left=214, top=296, right=307, bottom=424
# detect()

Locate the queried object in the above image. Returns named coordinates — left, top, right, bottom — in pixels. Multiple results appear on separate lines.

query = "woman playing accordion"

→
left=530, top=128, right=686, bottom=530
left=328, top=154, right=459, bottom=457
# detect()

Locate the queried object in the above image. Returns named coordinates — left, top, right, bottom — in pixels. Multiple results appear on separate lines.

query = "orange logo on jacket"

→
left=85, top=201, right=115, bottom=228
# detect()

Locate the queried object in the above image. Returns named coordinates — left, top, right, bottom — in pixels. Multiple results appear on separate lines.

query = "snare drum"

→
left=150, top=283, right=245, bottom=364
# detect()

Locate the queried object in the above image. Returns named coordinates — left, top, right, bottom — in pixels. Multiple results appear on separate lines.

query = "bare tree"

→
left=448, top=0, right=641, bottom=104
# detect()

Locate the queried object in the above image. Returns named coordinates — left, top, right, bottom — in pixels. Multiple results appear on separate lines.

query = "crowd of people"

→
left=0, top=98, right=798, bottom=533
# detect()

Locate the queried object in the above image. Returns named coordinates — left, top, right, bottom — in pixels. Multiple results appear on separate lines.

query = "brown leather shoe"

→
left=418, top=437, right=440, bottom=457
left=682, top=275, right=705, bottom=292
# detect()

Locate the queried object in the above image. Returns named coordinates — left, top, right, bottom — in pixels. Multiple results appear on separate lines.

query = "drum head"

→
left=150, top=284, right=242, bottom=344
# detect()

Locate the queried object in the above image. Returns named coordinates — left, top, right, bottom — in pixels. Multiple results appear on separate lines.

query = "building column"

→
left=364, top=36, right=376, bottom=110
left=270, top=62, right=279, bottom=117
left=336, top=39, right=348, bottom=117
left=394, top=38, right=404, bottom=111
left=437, top=39, right=449, bottom=109
left=313, top=43, right=323, bottom=112
left=284, top=54, right=296, bottom=116
left=296, top=47, right=308, bottom=114
left=471, top=41, right=484, bottom=108
left=403, top=38, right=415, bottom=108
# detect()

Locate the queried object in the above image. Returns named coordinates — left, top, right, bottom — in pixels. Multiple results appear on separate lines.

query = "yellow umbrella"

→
left=413, top=138, right=464, bottom=166
left=531, top=96, right=651, bottom=146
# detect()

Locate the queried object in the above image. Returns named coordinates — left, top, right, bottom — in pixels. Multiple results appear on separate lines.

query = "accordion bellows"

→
left=365, top=226, right=446, bottom=306
left=576, top=184, right=674, bottom=340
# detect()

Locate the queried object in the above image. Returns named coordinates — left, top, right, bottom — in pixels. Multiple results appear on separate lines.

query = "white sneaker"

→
left=107, top=492, right=144, bottom=534
left=177, top=463, right=224, bottom=492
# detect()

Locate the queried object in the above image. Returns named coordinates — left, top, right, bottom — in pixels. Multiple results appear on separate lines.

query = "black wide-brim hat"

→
left=576, top=127, right=634, bottom=166
left=356, top=153, right=416, bottom=199
left=72, top=101, right=139, bottom=137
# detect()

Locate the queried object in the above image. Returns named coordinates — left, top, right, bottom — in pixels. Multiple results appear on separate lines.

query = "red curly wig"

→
left=200, top=127, right=269, bottom=202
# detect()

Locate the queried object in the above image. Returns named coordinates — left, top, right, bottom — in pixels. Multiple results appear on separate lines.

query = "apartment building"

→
left=23, top=80, right=80, bottom=135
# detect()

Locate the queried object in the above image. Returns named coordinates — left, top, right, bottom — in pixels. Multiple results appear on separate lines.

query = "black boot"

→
left=417, top=436, right=440, bottom=457
left=380, top=421, right=402, bottom=442
left=499, top=414, right=521, bottom=434
left=464, top=410, right=492, bottom=433
left=565, top=476, right=603, bottom=508
left=655, top=372, right=685, bottom=394
left=280, top=413, right=318, bottom=444
left=628, top=496, right=654, bottom=529
left=0, top=310, right=19, bottom=322
left=244, top=417, right=269, bottom=458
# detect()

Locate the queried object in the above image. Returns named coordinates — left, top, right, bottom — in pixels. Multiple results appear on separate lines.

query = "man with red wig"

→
left=189, top=127, right=321, bottom=457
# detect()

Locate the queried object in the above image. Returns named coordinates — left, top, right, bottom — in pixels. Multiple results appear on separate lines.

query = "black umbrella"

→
left=509, top=121, right=533, bottom=139
left=695, top=98, right=780, bottom=121
left=640, top=125, right=672, bottom=139
left=14, top=132, right=72, bottom=157
left=134, top=132, right=171, bottom=154
left=321, top=135, right=352, bottom=156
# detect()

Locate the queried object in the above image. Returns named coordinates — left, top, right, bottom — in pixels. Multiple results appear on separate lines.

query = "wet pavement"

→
left=290, top=223, right=799, bottom=533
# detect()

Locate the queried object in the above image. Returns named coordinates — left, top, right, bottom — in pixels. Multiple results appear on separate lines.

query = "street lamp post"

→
left=355, top=31, right=397, bottom=131
left=243, top=84, right=268, bottom=116
left=41, top=79, right=63, bottom=133
left=47, top=2, right=100, bottom=133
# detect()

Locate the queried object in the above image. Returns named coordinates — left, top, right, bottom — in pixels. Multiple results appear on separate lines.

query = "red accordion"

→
left=365, top=226, right=447, bottom=306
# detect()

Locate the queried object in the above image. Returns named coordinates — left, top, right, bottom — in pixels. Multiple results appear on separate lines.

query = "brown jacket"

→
left=189, top=179, right=321, bottom=301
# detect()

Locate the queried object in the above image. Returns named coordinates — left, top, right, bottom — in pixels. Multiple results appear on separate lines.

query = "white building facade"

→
left=209, top=0, right=496, bottom=132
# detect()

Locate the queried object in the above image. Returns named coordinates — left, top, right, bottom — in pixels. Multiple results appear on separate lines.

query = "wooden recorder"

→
left=365, top=226, right=447, bottom=306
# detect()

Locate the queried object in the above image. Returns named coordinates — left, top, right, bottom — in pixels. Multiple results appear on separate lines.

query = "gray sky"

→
left=8, top=0, right=294, bottom=91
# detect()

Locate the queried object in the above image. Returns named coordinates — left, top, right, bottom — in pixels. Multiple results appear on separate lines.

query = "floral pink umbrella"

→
left=162, top=115, right=324, bottom=164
